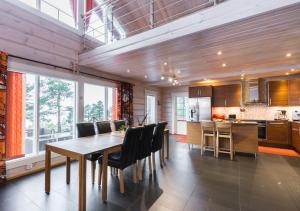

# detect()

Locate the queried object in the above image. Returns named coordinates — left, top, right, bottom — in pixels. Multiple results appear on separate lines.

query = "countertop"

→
left=187, top=121, right=258, bottom=125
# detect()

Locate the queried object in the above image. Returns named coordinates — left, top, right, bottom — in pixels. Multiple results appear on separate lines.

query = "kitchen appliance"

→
left=257, top=120, right=267, bottom=140
left=274, top=110, right=288, bottom=120
left=228, top=114, right=237, bottom=120
left=292, top=110, right=300, bottom=121
left=189, top=97, right=211, bottom=121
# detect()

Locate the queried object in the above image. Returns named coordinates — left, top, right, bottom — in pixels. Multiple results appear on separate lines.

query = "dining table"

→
left=44, top=130, right=170, bottom=211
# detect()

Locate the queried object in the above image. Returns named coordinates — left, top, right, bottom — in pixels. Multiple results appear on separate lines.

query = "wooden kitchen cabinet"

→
left=189, top=86, right=212, bottom=98
left=288, top=78, right=300, bottom=106
left=266, top=121, right=289, bottom=145
left=291, top=122, right=300, bottom=153
left=268, top=80, right=288, bottom=106
left=213, top=84, right=241, bottom=107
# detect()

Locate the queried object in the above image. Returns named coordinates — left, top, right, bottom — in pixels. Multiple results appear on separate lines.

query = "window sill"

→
left=6, top=152, right=62, bottom=170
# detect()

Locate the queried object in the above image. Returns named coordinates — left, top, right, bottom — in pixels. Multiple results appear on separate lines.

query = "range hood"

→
left=242, top=78, right=267, bottom=105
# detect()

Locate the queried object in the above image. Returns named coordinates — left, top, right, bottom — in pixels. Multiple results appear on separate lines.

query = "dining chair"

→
left=151, top=121, right=168, bottom=170
left=76, top=122, right=100, bottom=184
left=201, top=121, right=216, bottom=157
left=136, top=124, right=156, bottom=180
left=95, top=121, right=112, bottom=134
left=98, top=126, right=143, bottom=193
left=113, top=120, right=126, bottom=131
left=216, top=122, right=234, bottom=160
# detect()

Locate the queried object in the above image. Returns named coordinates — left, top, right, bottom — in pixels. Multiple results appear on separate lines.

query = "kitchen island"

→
left=187, top=121, right=258, bottom=155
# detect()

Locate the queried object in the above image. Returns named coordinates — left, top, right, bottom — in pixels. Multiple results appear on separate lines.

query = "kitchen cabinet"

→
left=266, top=121, right=289, bottom=145
left=288, top=78, right=300, bottom=106
left=291, top=122, right=300, bottom=152
left=213, top=84, right=241, bottom=107
left=268, top=80, right=288, bottom=106
left=189, top=86, right=212, bottom=98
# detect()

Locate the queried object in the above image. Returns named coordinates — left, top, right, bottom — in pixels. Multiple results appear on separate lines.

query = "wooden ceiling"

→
left=82, top=2, right=300, bottom=86
left=110, top=0, right=222, bottom=37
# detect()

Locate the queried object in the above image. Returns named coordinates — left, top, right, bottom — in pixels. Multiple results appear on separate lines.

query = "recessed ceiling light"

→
left=168, top=77, right=173, bottom=82
left=217, top=51, right=222, bottom=55
left=285, top=72, right=290, bottom=75
left=172, top=82, right=176, bottom=86
left=144, top=75, right=148, bottom=79
left=161, top=76, right=165, bottom=80
left=222, top=63, right=227, bottom=67
left=291, top=68, right=295, bottom=72
left=126, top=69, right=130, bottom=73
left=241, top=74, right=245, bottom=77
left=286, top=53, right=292, bottom=57
left=164, top=62, right=168, bottom=66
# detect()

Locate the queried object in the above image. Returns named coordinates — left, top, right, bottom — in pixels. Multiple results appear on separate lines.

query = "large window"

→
left=17, top=0, right=77, bottom=28
left=84, top=83, right=117, bottom=122
left=146, top=93, right=157, bottom=124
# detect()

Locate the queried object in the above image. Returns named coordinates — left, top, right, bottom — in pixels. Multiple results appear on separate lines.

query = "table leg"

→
left=166, top=130, right=169, bottom=159
left=66, top=157, right=71, bottom=184
left=79, top=156, right=86, bottom=211
left=162, top=134, right=165, bottom=164
left=102, top=150, right=108, bottom=202
left=45, top=146, right=51, bottom=194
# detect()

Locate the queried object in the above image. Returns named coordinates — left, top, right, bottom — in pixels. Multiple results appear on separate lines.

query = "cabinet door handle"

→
left=200, top=89, right=202, bottom=96
left=225, top=99, right=227, bottom=107
left=269, top=122, right=285, bottom=125
left=269, top=98, right=272, bottom=105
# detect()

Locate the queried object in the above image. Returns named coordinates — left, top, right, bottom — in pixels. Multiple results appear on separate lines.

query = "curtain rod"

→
left=8, top=54, right=131, bottom=85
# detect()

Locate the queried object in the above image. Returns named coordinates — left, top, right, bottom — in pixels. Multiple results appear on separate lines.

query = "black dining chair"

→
left=76, top=122, right=101, bottom=184
left=98, top=126, right=143, bottom=193
left=151, top=121, right=168, bottom=170
left=95, top=121, right=112, bottom=134
left=113, top=120, right=126, bottom=131
left=137, top=124, right=156, bottom=180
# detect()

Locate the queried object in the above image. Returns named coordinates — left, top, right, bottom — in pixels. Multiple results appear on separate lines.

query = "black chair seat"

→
left=87, top=153, right=102, bottom=161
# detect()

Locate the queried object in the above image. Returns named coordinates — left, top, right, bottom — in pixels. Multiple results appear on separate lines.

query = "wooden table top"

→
left=46, top=133, right=124, bottom=156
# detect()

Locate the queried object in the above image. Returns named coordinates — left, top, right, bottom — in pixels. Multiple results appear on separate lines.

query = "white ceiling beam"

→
left=79, top=0, right=300, bottom=65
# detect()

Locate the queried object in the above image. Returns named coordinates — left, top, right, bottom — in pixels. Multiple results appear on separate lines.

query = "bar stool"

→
left=216, top=122, right=233, bottom=160
left=201, top=121, right=216, bottom=157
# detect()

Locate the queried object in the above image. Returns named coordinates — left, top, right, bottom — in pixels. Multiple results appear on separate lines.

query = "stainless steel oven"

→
left=257, top=121, right=266, bottom=140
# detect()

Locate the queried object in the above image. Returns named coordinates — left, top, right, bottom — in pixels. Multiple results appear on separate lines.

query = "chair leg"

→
left=98, top=163, right=102, bottom=187
left=91, top=161, right=96, bottom=184
left=152, top=153, right=156, bottom=171
left=159, top=150, right=163, bottom=168
left=216, top=133, right=219, bottom=158
left=119, top=169, right=124, bottom=193
left=148, top=156, right=152, bottom=174
left=201, top=134, right=204, bottom=156
left=133, top=163, right=137, bottom=183
left=138, top=160, right=142, bottom=181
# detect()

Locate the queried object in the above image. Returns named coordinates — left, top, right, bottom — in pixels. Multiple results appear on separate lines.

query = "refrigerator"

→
left=189, top=97, right=212, bottom=121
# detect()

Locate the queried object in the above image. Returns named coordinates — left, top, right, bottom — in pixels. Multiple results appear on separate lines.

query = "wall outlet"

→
left=26, top=163, right=33, bottom=170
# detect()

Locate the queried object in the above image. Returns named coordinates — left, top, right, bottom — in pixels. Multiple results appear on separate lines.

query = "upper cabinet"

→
left=188, top=86, right=212, bottom=98
left=268, top=81, right=288, bottom=106
left=213, top=84, right=241, bottom=107
left=288, top=78, right=300, bottom=106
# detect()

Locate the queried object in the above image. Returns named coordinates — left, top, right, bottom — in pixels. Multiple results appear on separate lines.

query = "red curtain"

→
left=6, top=72, right=25, bottom=160
left=69, top=0, right=78, bottom=23
left=85, top=0, right=94, bottom=31
left=117, top=82, right=133, bottom=126
left=0, top=51, right=8, bottom=183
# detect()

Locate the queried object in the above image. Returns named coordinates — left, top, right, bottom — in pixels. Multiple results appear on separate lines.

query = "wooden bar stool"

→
left=201, top=121, right=216, bottom=157
left=216, top=122, right=233, bottom=160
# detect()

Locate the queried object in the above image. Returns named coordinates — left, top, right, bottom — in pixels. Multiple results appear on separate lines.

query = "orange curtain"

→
left=6, top=72, right=25, bottom=160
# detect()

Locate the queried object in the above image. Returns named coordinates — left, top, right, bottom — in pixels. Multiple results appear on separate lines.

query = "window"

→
left=38, top=76, right=75, bottom=151
left=146, top=94, right=156, bottom=124
left=84, top=83, right=117, bottom=122
left=176, top=96, right=189, bottom=121
left=17, top=0, right=77, bottom=28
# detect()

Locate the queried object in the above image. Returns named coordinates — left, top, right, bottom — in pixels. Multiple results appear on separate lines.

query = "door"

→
left=173, top=93, right=189, bottom=135
left=145, top=91, right=157, bottom=124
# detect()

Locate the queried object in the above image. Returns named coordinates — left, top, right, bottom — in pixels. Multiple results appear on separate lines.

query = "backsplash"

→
left=212, top=105, right=300, bottom=121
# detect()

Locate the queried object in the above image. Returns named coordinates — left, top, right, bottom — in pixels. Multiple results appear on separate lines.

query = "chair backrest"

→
left=216, top=122, right=232, bottom=134
left=76, top=122, right=95, bottom=138
left=201, top=121, right=215, bottom=133
left=120, top=126, right=143, bottom=168
left=152, top=121, right=168, bottom=152
left=114, top=120, right=126, bottom=131
left=137, top=124, right=156, bottom=160
left=96, top=121, right=112, bottom=134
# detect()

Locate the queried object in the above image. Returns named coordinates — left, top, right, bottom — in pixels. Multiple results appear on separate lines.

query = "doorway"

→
left=172, top=92, right=189, bottom=135
left=145, top=90, right=157, bottom=124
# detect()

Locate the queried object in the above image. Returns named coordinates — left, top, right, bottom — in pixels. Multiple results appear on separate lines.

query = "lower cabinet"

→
left=291, top=122, right=300, bottom=152
left=266, top=121, right=289, bottom=145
